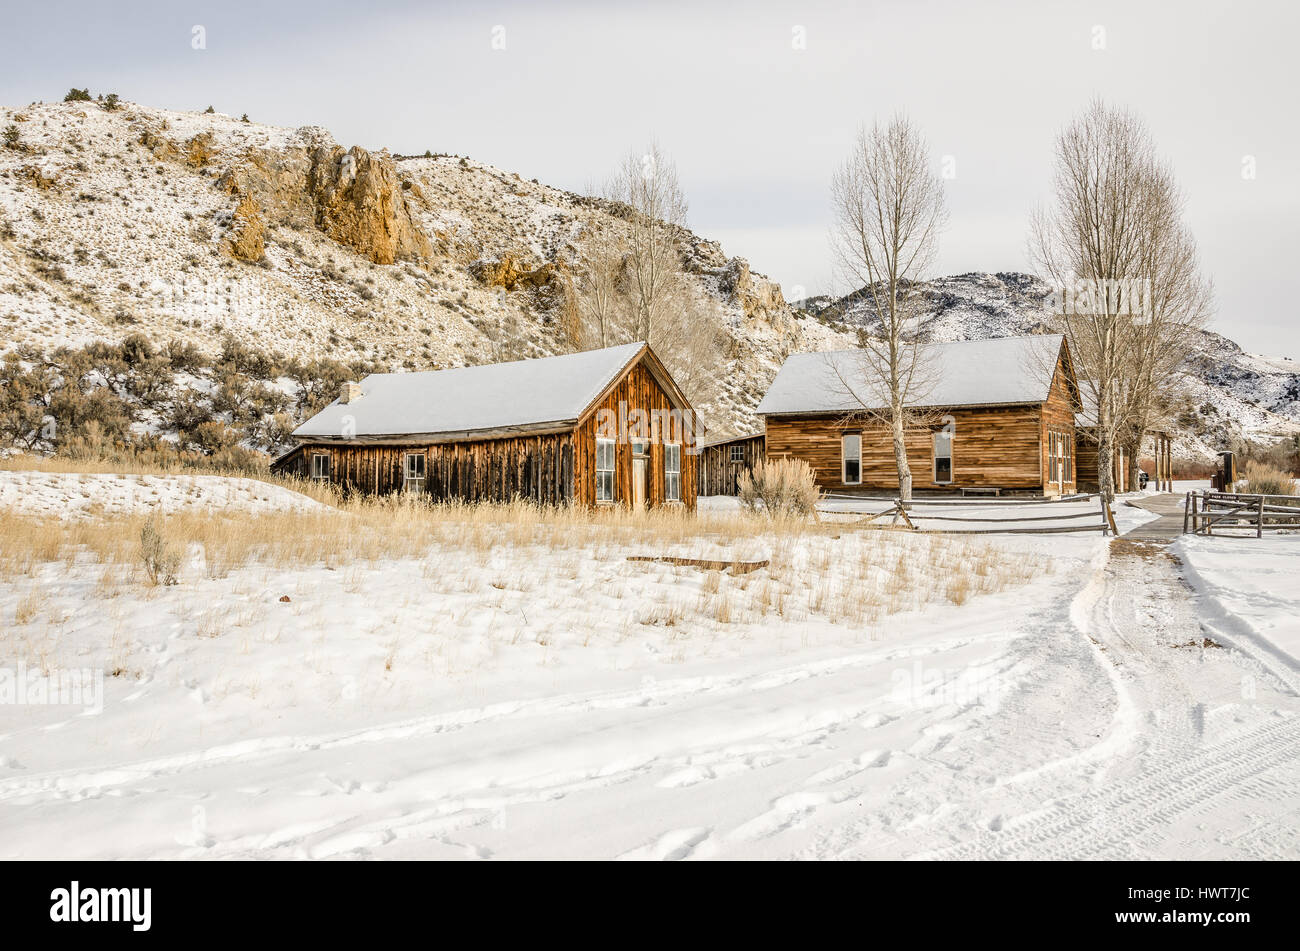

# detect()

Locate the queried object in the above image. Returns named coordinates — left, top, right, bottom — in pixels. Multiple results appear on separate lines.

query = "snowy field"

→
left=0, top=479, right=1297, bottom=859
left=0, top=470, right=326, bottom=519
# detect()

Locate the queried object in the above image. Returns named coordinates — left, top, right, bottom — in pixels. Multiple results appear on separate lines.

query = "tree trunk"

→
left=1097, top=439, right=1115, bottom=504
left=892, top=411, right=913, bottom=501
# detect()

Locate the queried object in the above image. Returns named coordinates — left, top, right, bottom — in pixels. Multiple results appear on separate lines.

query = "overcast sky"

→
left=3, top=0, right=1297, bottom=354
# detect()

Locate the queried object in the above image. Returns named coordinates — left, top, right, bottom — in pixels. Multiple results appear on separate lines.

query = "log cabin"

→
left=698, top=432, right=765, bottom=496
left=756, top=334, right=1082, bottom=496
left=270, top=342, right=701, bottom=509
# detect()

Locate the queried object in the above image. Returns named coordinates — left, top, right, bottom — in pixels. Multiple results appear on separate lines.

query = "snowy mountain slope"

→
left=806, top=272, right=1300, bottom=461
left=2, top=98, right=1288, bottom=459
left=0, top=98, right=842, bottom=441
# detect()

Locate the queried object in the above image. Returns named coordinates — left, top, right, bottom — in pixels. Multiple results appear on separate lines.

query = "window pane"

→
left=844, top=458, right=860, bottom=483
left=935, top=458, right=952, bottom=482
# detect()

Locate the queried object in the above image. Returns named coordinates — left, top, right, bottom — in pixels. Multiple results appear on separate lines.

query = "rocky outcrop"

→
left=224, top=195, right=265, bottom=261
left=469, top=254, right=559, bottom=290
left=137, top=124, right=178, bottom=161
left=712, top=257, right=786, bottom=321
left=185, top=132, right=217, bottom=169
left=212, top=140, right=431, bottom=265
left=305, top=145, right=430, bottom=265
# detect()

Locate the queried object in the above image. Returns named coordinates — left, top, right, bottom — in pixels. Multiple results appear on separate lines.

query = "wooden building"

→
left=756, top=335, right=1082, bottom=496
left=698, top=432, right=765, bottom=496
left=1076, top=427, right=1174, bottom=493
left=271, top=342, right=700, bottom=509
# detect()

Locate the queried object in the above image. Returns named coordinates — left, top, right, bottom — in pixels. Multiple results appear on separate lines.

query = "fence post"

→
left=1257, top=495, right=1264, bottom=539
left=1183, top=492, right=1190, bottom=534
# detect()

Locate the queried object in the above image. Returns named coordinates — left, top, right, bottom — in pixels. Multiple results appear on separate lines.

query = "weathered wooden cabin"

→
left=698, top=432, right=765, bottom=496
left=756, top=334, right=1082, bottom=496
left=271, top=342, right=700, bottom=509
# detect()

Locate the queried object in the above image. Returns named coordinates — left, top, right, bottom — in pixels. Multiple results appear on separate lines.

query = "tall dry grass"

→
left=1243, top=460, right=1298, bottom=497
left=0, top=494, right=845, bottom=583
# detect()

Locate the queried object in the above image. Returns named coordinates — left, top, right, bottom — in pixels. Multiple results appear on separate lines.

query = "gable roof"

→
left=293, top=342, right=652, bottom=442
left=756, top=334, right=1068, bottom=416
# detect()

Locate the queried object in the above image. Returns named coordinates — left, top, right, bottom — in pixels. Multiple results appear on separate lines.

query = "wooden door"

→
left=633, top=457, right=647, bottom=508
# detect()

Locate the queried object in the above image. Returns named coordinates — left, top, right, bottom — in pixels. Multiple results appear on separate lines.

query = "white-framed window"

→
left=403, top=452, right=426, bottom=494
left=596, top=438, right=615, bottom=502
left=1048, top=432, right=1059, bottom=483
left=310, top=452, right=330, bottom=482
left=1064, top=433, right=1073, bottom=483
left=730, top=445, right=744, bottom=464
left=842, top=433, right=861, bottom=485
left=934, top=431, right=953, bottom=484
left=665, top=443, right=681, bottom=502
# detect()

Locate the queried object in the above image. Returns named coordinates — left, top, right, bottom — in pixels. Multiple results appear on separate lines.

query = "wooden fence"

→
left=838, top=493, right=1120, bottom=536
left=1184, top=490, right=1300, bottom=538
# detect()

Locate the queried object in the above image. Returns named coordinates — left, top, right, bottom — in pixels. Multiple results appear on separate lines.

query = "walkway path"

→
left=1121, top=492, right=1186, bottom=544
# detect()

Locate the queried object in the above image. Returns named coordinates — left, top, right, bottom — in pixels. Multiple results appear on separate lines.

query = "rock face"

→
left=306, top=145, right=430, bottom=265
left=713, top=257, right=786, bottom=321
left=469, top=254, right=559, bottom=291
left=215, top=138, right=430, bottom=265
left=224, top=195, right=265, bottom=261
left=185, top=132, right=217, bottom=169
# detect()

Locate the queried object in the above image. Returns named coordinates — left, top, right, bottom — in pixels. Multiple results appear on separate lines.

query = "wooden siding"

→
left=1040, top=360, right=1079, bottom=495
left=765, top=405, right=1049, bottom=492
left=699, top=435, right=765, bottom=496
left=272, top=434, right=574, bottom=503
left=1076, top=428, right=1139, bottom=493
left=572, top=359, right=699, bottom=510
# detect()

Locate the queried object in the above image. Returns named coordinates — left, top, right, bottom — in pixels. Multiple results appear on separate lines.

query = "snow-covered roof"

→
left=293, top=342, right=647, bottom=440
left=756, top=334, right=1066, bottom=415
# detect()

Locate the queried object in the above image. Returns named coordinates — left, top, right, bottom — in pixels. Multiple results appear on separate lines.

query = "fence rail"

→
left=1184, top=490, right=1300, bottom=538
left=859, top=494, right=1118, bottom=535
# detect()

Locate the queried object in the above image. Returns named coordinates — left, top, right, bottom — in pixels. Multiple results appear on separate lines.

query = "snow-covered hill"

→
left=808, top=272, right=1300, bottom=461
left=1, top=98, right=1291, bottom=462
left=0, top=98, right=842, bottom=443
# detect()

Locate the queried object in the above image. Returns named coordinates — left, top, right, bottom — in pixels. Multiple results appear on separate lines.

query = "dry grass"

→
left=0, top=470, right=1051, bottom=668
left=1243, top=461, right=1298, bottom=497
left=0, top=495, right=839, bottom=583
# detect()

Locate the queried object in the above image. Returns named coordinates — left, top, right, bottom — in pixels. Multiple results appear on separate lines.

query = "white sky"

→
left=3, top=0, right=1297, bottom=355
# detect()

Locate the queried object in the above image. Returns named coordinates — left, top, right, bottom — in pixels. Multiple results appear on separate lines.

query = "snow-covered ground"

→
left=0, top=480, right=1296, bottom=859
left=1177, top=534, right=1300, bottom=675
left=0, top=470, right=325, bottom=518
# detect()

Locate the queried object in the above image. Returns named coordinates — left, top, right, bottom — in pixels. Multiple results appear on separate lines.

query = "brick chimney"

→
left=340, top=381, right=363, bottom=404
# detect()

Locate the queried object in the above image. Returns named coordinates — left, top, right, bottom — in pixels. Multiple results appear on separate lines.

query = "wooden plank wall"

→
left=764, top=404, right=1048, bottom=492
left=572, top=359, right=699, bottom=510
left=699, top=436, right=765, bottom=496
left=283, top=433, right=574, bottom=504
left=1040, top=362, right=1078, bottom=495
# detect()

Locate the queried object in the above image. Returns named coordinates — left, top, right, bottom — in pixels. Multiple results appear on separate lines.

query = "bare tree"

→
left=573, top=216, right=627, bottom=349
left=605, top=143, right=689, bottom=345
left=571, top=144, right=725, bottom=409
left=1030, top=100, right=1211, bottom=500
left=830, top=115, right=947, bottom=500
